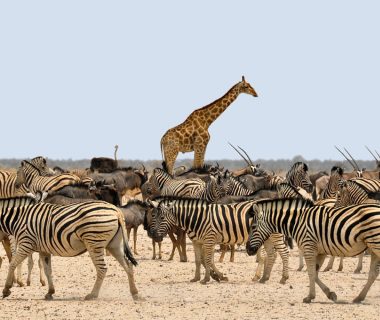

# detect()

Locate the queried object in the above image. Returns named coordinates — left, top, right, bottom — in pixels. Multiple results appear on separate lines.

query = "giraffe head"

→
left=237, top=76, right=258, bottom=97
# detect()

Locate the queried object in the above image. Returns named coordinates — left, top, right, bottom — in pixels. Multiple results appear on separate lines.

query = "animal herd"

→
left=0, top=77, right=379, bottom=304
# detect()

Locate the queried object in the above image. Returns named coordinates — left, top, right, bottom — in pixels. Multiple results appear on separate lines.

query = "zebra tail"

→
left=117, top=210, right=138, bottom=266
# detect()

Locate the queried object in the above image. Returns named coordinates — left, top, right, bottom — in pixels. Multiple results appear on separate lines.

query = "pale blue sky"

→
left=1, top=1, right=379, bottom=161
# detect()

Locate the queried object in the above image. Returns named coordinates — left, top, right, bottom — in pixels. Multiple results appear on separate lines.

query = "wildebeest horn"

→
left=365, top=146, right=379, bottom=162
left=228, top=142, right=251, bottom=166
left=334, top=146, right=357, bottom=171
left=343, top=147, right=360, bottom=171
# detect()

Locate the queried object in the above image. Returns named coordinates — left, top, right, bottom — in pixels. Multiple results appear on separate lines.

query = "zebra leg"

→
left=38, top=255, right=46, bottom=286
left=338, top=257, right=344, bottom=272
left=168, top=231, right=179, bottom=261
left=85, top=246, right=108, bottom=300
left=40, top=254, right=55, bottom=300
left=252, top=246, right=265, bottom=281
left=27, top=254, right=34, bottom=286
left=107, top=232, right=140, bottom=301
left=303, top=251, right=317, bottom=303
left=200, top=243, right=215, bottom=284
left=179, top=230, right=187, bottom=262
left=354, top=252, right=364, bottom=274
left=260, top=240, right=277, bottom=284
left=323, top=256, right=335, bottom=272
left=314, top=255, right=337, bottom=302
left=297, top=250, right=305, bottom=271
left=230, top=245, right=235, bottom=263
left=353, top=252, right=379, bottom=303
left=219, top=244, right=226, bottom=263
left=191, top=242, right=202, bottom=282
left=3, top=250, right=29, bottom=298
left=209, top=247, right=227, bottom=282
left=272, top=237, right=290, bottom=284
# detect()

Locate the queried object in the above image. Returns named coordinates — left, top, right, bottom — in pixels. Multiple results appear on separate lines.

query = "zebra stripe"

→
left=0, top=196, right=138, bottom=300
left=150, top=198, right=290, bottom=284
left=246, top=198, right=380, bottom=303
left=285, top=162, right=313, bottom=193
left=150, top=168, right=225, bottom=202
left=21, top=160, right=81, bottom=194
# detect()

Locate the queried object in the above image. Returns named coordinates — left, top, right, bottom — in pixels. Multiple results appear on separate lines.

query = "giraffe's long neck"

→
left=189, top=85, right=240, bottom=128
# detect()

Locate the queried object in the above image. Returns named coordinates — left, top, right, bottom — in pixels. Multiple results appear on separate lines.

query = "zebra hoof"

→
left=354, top=269, right=361, bottom=274
left=323, top=267, right=331, bottom=272
left=132, top=294, right=145, bottom=301
left=44, top=293, right=54, bottom=300
left=84, top=294, right=98, bottom=300
left=27, top=281, right=31, bottom=286
left=353, top=296, right=364, bottom=304
left=210, top=270, right=220, bottom=282
left=40, top=280, right=46, bottom=287
left=200, top=279, right=209, bottom=285
left=2, top=288, right=11, bottom=299
left=279, top=277, right=288, bottom=285
left=302, top=296, right=313, bottom=303
left=190, top=277, right=200, bottom=283
left=17, top=281, right=25, bottom=287
left=328, top=292, right=337, bottom=302
left=296, top=267, right=303, bottom=271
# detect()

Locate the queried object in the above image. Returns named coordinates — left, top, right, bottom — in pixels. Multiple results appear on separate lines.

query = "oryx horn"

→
left=365, top=146, right=380, bottom=162
left=334, top=146, right=357, bottom=171
left=343, top=147, right=361, bottom=171
left=228, top=142, right=251, bottom=166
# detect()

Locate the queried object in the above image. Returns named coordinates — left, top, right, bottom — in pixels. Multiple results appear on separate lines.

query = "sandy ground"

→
left=0, top=228, right=379, bottom=320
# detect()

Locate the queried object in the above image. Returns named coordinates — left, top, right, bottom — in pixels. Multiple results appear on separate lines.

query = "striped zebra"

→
left=246, top=198, right=380, bottom=303
left=285, top=162, right=313, bottom=193
left=148, top=197, right=290, bottom=284
left=0, top=195, right=139, bottom=300
left=323, top=179, right=380, bottom=273
left=318, top=166, right=344, bottom=200
left=21, top=160, right=82, bottom=194
left=149, top=168, right=226, bottom=202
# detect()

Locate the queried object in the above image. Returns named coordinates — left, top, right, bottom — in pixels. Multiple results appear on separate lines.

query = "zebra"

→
left=323, top=179, right=380, bottom=273
left=246, top=198, right=380, bottom=303
left=285, top=161, right=313, bottom=193
left=0, top=194, right=139, bottom=300
left=318, top=166, right=344, bottom=200
left=148, top=197, right=290, bottom=285
left=149, top=167, right=226, bottom=202
left=21, top=160, right=82, bottom=194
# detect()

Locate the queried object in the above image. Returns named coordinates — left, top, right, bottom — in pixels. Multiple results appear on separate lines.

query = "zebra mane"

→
left=331, top=166, right=344, bottom=175
left=121, top=199, right=149, bottom=209
left=150, top=195, right=211, bottom=205
left=176, top=163, right=216, bottom=175
left=255, top=197, right=315, bottom=207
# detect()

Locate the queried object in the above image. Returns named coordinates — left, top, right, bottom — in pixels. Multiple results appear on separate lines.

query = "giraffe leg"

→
left=193, top=135, right=209, bottom=169
left=163, top=143, right=179, bottom=175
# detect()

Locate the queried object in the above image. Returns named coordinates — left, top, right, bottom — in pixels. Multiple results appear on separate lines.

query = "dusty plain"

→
left=0, top=227, right=379, bottom=320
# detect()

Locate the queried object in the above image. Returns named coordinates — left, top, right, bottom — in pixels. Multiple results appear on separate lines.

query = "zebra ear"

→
left=146, top=199, right=159, bottom=208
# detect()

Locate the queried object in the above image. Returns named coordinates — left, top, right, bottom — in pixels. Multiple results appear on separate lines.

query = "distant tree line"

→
left=1, top=156, right=377, bottom=174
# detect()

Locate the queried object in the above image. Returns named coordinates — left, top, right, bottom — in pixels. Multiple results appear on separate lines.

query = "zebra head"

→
left=335, top=180, right=368, bottom=208
left=246, top=203, right=271, bottom=256
left=286, top=162, right=313, bottom=193
left=30, top=156, right=55, bottom=176
left=13, top=166, right=35, bottom=199
left=150, top=200, right=176, bottom=242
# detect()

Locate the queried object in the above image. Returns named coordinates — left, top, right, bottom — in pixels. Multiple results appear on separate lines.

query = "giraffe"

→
left=160, top=76, right=258, bottom=174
